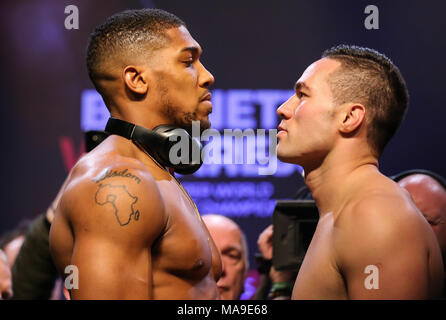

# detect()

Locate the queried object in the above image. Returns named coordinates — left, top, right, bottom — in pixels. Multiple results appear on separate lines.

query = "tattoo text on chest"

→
left=94, top=168, right=141, bottom=184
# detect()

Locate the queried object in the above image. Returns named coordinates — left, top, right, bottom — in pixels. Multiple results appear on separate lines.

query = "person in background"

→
left=202, top=214, right=249, bottom=300
left=0, top=220, right=30, bottom=270
left=0, top=220, right=30, bottom=299
left=0, top=217, right=63, bottom=300
left=254, top=224, right=297, bottom=300
left=394, top=170, right=446, bottom=298
left=0, top=249, right=12, bottom=299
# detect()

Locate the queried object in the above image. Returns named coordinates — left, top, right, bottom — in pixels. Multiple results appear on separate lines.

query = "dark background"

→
left=1, top=0, right=445, bottom=269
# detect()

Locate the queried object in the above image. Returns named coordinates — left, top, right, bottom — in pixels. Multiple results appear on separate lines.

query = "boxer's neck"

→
left=304, top=148, right=378, bottom=217
left=109, top=107, right=169, bottom=131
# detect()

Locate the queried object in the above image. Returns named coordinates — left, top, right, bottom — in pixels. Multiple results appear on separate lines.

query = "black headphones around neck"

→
left=105, top=117, right=203, bottom=175
left=391, top=169, right=446, bottom=190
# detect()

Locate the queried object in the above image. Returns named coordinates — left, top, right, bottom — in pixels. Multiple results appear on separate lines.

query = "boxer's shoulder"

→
left=331, top=179, right=442, bottom=299
left=337, top=183, right=423, bottom=232
left=333, top=180, right=431, bottom=258
left=60, top=151, right=167, bottom=236
left=68, top=145, right=158, bottom=190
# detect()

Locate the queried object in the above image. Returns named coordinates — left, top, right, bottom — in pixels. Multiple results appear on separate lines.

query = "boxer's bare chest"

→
left=151, top=177, right=221, bottom=281
left=292, top=213, right=347, bottom=299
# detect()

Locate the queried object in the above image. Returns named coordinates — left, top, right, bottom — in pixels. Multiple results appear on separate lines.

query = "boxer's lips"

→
left=200, top=92, right=212, bottom=102
left=200, top=93, right=213, bottom=114
left=277, top=125, right=287, bottom=136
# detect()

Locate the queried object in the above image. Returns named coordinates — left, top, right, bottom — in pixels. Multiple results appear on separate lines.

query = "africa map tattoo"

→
left=95, top=184, right=140, bottom=226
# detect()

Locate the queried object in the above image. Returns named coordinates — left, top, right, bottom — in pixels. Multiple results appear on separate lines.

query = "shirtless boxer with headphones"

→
left=49, top=9, right=221, bottom=299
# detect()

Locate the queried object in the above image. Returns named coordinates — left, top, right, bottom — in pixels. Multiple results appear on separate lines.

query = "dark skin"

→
left=49, top=26, right=221, bottom=299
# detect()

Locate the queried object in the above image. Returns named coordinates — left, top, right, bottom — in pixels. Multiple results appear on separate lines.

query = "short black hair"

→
left=86, top=8, right=185, bottom=104
left=322, top=45, right=409, bottom=157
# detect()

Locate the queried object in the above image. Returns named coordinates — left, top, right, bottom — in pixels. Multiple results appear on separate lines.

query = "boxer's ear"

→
left=338, top=103, right=366, bottom=134
left=122, top=65, right=148, bottom=95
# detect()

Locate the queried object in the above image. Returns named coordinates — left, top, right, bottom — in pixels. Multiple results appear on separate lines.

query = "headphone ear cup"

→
left=132, top=125, right=169, bottom=166
left=152, top=125, right=203, bottom=174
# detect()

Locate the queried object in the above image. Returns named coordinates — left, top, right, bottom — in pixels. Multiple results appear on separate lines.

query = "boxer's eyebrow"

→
left=180, top=46, right=202, bottom=56
left=295, top=81, right=311, bottom=93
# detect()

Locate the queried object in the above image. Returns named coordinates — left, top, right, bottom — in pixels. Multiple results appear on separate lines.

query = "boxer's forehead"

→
left=296, top=58, right=341, bottom=91
left=164, top=25, right=202, bottom=56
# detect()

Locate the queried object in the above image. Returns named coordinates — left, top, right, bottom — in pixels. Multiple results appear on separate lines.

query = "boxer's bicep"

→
left=337, top=198, right=429, bottom=299
left=69, top=167, right=166, bottom=299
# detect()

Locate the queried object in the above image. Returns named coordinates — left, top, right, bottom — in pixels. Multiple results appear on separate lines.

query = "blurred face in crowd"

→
left=398, top=174, right=446, bottom=262
left=202, top=215, right=248, bottom=300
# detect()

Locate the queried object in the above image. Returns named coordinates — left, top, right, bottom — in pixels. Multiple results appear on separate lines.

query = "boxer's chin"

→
left=179, top=118, right=210, bottom=136
left=277, top=148, right=298, bottom=165
left=200, top=118, right=211, bottom=132
left=276, top=153, right=289, bottom=163
left=276, top=145, right=287, bottom=162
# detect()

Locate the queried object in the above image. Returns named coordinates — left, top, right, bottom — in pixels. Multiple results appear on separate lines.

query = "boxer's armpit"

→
left=94, top=183, right=141, bottom=227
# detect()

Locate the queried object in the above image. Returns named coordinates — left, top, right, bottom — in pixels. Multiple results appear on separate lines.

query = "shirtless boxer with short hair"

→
left=49, top=9, right=221, bottom=299
left=276, top=45, right=443, bottom=299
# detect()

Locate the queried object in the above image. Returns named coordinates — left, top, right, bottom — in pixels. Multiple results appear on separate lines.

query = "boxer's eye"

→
left=296, top=91, right=307, bottom=99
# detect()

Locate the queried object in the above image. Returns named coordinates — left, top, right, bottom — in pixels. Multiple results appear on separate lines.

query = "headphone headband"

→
left=105, top=117, right=202, bottom=174
left=104, top=117, right=136, bottom=140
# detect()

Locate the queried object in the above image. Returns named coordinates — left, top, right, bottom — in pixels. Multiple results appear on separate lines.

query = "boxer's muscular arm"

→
left=63, top=164, right=166, bottom=299
left=336, top=194, right=433, bottom=299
